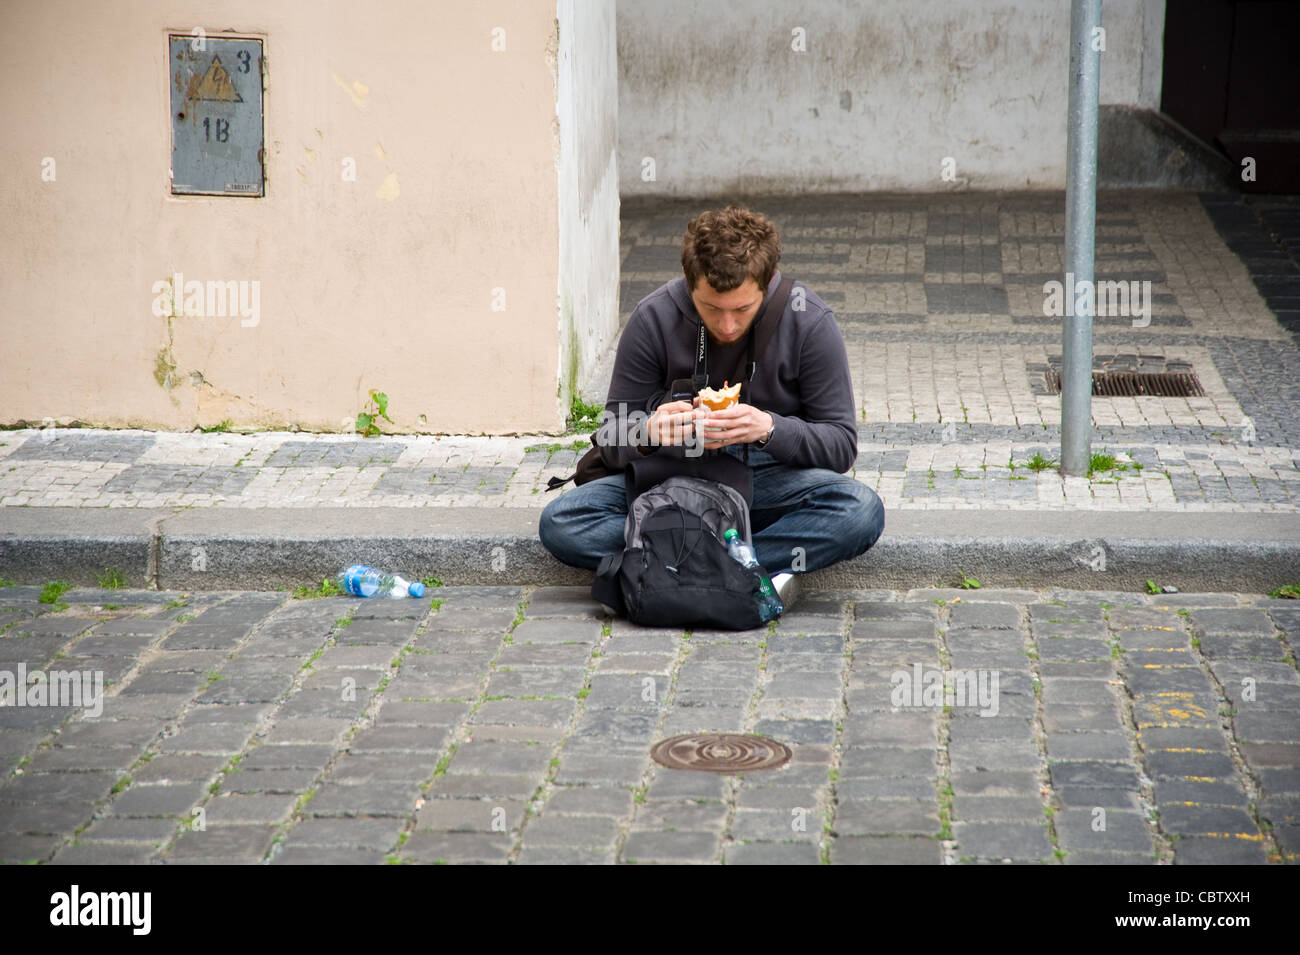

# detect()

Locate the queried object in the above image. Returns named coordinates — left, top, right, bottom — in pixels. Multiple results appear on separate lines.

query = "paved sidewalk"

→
left=0, top=584, right=1295, bottom=864
left=3, top=191, right=1299, bottom=592
left=3, top=192, right=1299, bottom=515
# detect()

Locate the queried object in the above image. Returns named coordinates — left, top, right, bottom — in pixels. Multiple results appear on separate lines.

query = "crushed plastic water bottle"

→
left=338, top=564, right=426, bottom=599
left=722, top=529, right=783, bottom=622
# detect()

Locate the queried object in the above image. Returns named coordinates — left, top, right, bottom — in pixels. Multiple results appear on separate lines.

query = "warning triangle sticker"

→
left=190, top=55, right=243, bottom=102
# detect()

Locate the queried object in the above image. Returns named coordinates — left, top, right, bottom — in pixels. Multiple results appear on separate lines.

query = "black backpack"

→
left=592, top=472, right=775, bottom=631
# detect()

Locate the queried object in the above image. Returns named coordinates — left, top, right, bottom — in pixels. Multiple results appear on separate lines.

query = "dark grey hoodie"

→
left=598, top=269, right=858, bottom=474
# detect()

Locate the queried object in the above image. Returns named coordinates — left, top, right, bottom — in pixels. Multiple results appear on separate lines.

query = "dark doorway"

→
left=1162, top=0, right=1300, bottom=192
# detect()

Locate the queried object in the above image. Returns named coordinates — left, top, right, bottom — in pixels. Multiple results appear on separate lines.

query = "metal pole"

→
left=1061, top=0, right=1102, bottom=476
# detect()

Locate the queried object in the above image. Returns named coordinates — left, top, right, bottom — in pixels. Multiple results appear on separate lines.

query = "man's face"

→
left=690, top=277, right=763, bottom=346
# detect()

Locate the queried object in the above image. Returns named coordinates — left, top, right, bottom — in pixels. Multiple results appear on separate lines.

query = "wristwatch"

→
left=757, top=414, right=775, bottom=448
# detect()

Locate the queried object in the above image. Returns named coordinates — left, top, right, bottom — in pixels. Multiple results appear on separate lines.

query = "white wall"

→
left=556, top=0, right=620, bottom=412
left=617, top=0, right=1166, bottom=195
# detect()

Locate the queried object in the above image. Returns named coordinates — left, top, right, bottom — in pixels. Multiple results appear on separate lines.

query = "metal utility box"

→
left=169, top=35, right=264, bottom=196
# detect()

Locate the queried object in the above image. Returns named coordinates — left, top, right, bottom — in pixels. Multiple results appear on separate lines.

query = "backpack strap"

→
left=545, top=433, right=608, bottom=491
left=737, top=274, right=795, bottom=466
left=592, top=550, right=626, bottom=614
left=742, top=273, right=796, bottom=398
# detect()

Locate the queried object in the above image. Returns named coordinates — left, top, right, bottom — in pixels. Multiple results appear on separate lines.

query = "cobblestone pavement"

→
left=4, top=192, right=1298, bottom=514
left=1, top=584, right=1296, bottom=864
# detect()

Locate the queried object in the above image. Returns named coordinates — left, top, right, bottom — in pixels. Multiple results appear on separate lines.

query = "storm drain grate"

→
left=650, top=733, right=791, bottom=773
left=1045, top=369, right=1206, bottom=397
left=1043, top=354, right=1206, bottom=397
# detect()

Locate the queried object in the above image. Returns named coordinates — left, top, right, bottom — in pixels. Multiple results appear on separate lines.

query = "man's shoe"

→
left=771, top=572, right=801, bottom=613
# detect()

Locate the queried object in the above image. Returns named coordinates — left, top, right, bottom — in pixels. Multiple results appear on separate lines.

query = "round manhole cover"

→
left=650, top=733, right=792, bottom=773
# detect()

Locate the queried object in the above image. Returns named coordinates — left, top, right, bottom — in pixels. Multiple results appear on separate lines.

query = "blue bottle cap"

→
left=409, top=581, right=426, bottom=597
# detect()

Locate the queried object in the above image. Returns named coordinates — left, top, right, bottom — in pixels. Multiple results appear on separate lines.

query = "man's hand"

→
left=644, top=400, right=706, bottom=448
left=698, top=402, right=773, bottom=450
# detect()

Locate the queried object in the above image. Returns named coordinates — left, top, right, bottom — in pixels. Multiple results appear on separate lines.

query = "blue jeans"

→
left=539, top=448, right=885, bottom=574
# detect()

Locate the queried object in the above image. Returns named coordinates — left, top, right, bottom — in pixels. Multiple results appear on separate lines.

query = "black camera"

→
left=670, top=377, right=703, bottom=403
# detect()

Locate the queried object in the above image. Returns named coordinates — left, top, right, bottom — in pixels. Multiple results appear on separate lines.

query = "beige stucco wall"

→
left=1, top=0, right=571, bottom=434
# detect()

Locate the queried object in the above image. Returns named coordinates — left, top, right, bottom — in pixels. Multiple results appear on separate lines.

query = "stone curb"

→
left=1, top=507, right=1297, bottom=593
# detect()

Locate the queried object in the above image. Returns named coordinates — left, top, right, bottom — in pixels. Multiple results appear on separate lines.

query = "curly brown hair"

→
left=680, top=205, right=781, bottom=294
